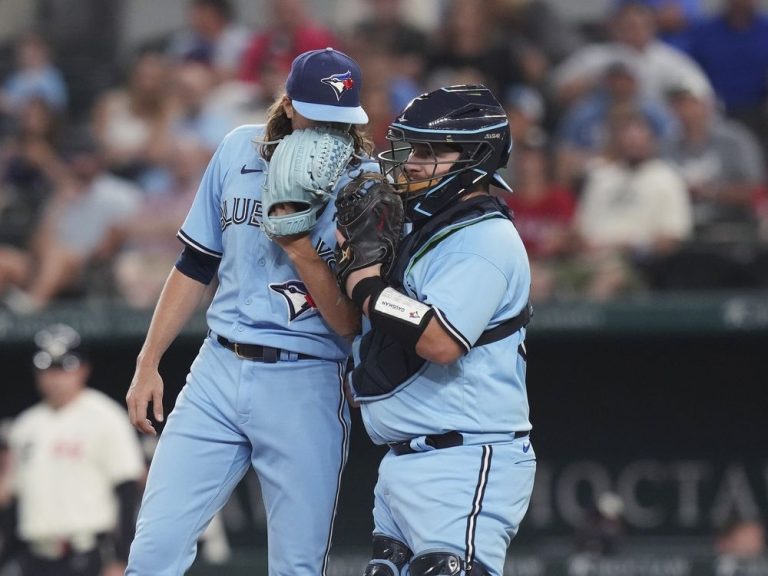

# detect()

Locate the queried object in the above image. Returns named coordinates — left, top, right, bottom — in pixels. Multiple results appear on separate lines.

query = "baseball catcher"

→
left=334, top=173, right=404, bottom=292
left=262, top=126, right=354, bottom=238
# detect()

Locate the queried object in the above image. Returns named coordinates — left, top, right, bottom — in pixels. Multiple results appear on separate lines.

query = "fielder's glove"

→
left=262, top=127, right=354, bottom=238
left=335, top=173, right=404, bottom=291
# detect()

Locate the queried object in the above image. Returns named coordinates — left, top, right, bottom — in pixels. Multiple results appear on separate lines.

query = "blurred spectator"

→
left=92, top=51, right=175, bottom=184
left=572, top=491, right=625, bottom=556
left=355, top=49, right=422, bottom=151
left=757, top=187, right=768, bottom=243
left=0, top=132, right=141, bottom=313
left=167, top=0, right=250, bottom=81
left=0, top=324, right=144, bottom=576
left=504, top=85, right=548, bottom=148
left=169, top=60, right=238, bottom=153
left=552, top=2, right=711, bottom=107
left=111, top=137, right=211, bottom=309
left=36, top=0, right=122, bottom=120
left=555, top=59, right=676, bottom=187
left=663, top=80, right=765, bottom=242
left=347, top=0, right=427, bottom=112
left=496, top=0, right=582, bottom=86
left=216, top=59, right=290, bottom=126
left=348, top=0, right=428, bottom=62
left=501, top=136, right=577, bottom=302
left=574, top=111, right=693, bottom=299
left=714, top=518, right=767, bottom=576
left=238, top=0, right=337, bottom=85
left=0, top=32, right=68, bottom=120
left=715, top=518, right=766, bottom=558
left=359, top=68, right=398, bottom=151
left=614, top=0, right=704, bottom=51
left=686, top=0, right=768, bottom=130
left=0, top=98, right=65, bottom=249
left=425, top=0, right=523, bottom=96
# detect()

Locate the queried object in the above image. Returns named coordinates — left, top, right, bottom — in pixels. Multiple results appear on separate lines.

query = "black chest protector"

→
left=351, top=195, right=532, bottom=400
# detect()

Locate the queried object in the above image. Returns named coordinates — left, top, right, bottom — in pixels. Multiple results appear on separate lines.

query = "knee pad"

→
left=363, top=535, right=412, bottom=576
left=409, top=551, right=491, bottom=576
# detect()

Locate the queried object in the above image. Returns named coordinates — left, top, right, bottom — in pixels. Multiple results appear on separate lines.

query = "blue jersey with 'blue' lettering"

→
left=178, top=124, right=377, bottom=361
left=360, top=213, right=532, bottom=444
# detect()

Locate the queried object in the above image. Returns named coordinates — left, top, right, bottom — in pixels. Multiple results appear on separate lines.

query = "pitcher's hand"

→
left=126, top=364, right=164, bottom=435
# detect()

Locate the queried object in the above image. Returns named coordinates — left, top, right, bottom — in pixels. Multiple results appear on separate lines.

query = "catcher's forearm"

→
left=284, top=239, right=361, bottom=340
left=350, top=273, right=463, bottom=365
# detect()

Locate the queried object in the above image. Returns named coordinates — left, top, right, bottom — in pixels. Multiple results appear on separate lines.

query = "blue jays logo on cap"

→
left=322, top=71, right=355, bottom=101
left=285, top=48, right=368, bottom=125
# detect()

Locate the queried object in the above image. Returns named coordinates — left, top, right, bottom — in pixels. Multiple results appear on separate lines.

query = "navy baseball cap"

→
left=286, top=47, right=368, bottom=125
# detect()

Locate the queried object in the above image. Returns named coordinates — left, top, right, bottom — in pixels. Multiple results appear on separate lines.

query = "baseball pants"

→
left=126, top=336, right=350, bottom=576
left=373, top=436, right=536, bottom=576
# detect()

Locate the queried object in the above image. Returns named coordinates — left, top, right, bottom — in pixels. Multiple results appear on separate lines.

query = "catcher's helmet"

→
left=32, top=324, right=86, bottom=371
left=379, top=84, right=513, bottom=221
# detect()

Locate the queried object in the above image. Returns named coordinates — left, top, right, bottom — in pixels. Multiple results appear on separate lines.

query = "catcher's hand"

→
left=262, top=127, right=354, bottom=238
left=335, top=173, right=404, bottom=293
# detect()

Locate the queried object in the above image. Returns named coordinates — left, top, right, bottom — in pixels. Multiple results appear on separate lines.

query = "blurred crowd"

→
left=0, top=0, right=767, bottom=312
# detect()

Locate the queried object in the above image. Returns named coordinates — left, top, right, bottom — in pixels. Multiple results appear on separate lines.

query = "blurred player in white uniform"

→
left=0, top=324, right=145, bottom=576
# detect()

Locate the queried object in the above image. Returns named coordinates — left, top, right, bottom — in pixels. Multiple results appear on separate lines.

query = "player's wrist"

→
left=136, top=351, right=162, bottom=370
left=350, top=273, right=386, bottom=311
left=277, top=233, right=314, bottom=260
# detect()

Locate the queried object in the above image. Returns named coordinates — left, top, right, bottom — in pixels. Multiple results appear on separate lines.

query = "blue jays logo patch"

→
left=321, top=71, right=355, bottom=101
left=269, top=280, right=317, bottom=321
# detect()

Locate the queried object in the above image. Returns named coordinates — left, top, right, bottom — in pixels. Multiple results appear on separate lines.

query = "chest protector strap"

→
left=351, top=195, right=531, bottom=400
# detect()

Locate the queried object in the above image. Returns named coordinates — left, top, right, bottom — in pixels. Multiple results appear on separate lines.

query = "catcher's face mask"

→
left=379, top=133, right=492, bottom=220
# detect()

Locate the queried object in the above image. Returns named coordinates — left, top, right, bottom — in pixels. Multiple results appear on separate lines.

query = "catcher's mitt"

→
left=335, top=173, right=404, bottom=291
left=262, top=127, right=354, bottom=238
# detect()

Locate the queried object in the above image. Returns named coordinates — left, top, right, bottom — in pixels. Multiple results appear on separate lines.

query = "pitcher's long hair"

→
left=260, top=95, right=373, bottom=162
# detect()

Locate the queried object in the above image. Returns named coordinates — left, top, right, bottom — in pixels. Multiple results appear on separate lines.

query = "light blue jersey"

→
left=178, top=124, right=377, bottom=361
left=361, top=216, right=532, bottom=444
left=128, top=124, right=377, bottom=576
left=355, top=205, right=536, bottom=576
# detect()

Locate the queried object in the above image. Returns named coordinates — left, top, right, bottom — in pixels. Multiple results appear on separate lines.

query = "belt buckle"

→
left=233, top=343, right=247, bottom=359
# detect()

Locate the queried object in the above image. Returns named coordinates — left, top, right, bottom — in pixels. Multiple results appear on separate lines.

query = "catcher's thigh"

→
left=373, top=438, right=536, bottom=576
